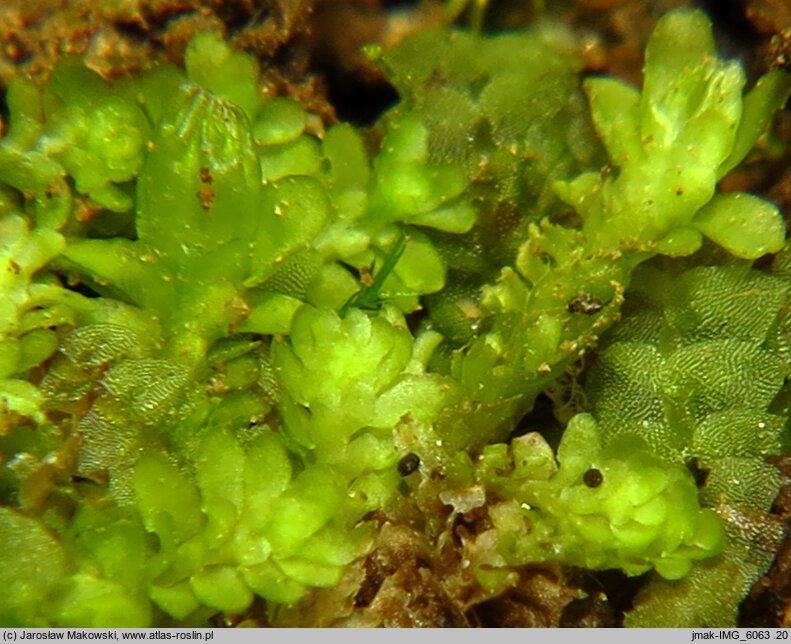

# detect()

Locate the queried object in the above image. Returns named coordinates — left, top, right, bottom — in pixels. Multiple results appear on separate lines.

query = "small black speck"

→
left=583, top=468, right=603, bottom=488
left=398, top=452, right=420, bottom=476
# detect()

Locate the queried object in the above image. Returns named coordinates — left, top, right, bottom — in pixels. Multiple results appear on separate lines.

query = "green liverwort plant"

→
left=592, top=258, right=791, bottom=626
left=460, top=253, right=791, bottom=624
left=0, top=7, right=788, bottom=627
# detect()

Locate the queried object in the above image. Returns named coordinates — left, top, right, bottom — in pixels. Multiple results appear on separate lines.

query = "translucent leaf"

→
left=692, top=410, right=784, bottom=459
left=101, top=359, right=189, bottom=420
left=61, top=324, right=140, bottom=367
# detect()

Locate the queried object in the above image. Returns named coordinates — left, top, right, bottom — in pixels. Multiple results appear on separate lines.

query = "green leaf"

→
left=132, top=452, right=204, bottom=547
left=253, top=97, right=307, bottom=146
left=189, top=565, right=253, bottom=614
left=241, top=561, right=305, bottom=604
left=719, top=69, right=791, bottom=178
left=247, top=176, right=330, bottom=285
left=273, top=305, right=413, bottom=408
left=262, top=465, right=345, bottom=556
left=641, top=9, right=744, bottom=150
left=136, top=87, right=263, bottom=273
left=237, top=292, right=303, bottom=335
left=58, top=238, right=164, bottom=309
left=691, top=192, right=785, bottom=259
left=0, top=508, right=66, bottom=623
left=52, top=574, right=151, bottom=628
left=409, top=199, right=476, bottom=233
left=148, top=581, right=199, bottom=620
left=584, top=77, right=641, bottom=163
left=0, top=379, right=45, bottom=422
left=184, top=31, right=262, bottom=121
left=655, top=226, right=703, bottom=257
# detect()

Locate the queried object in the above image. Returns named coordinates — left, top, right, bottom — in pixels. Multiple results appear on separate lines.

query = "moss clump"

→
left=0, top=8, right=788, bottom=627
